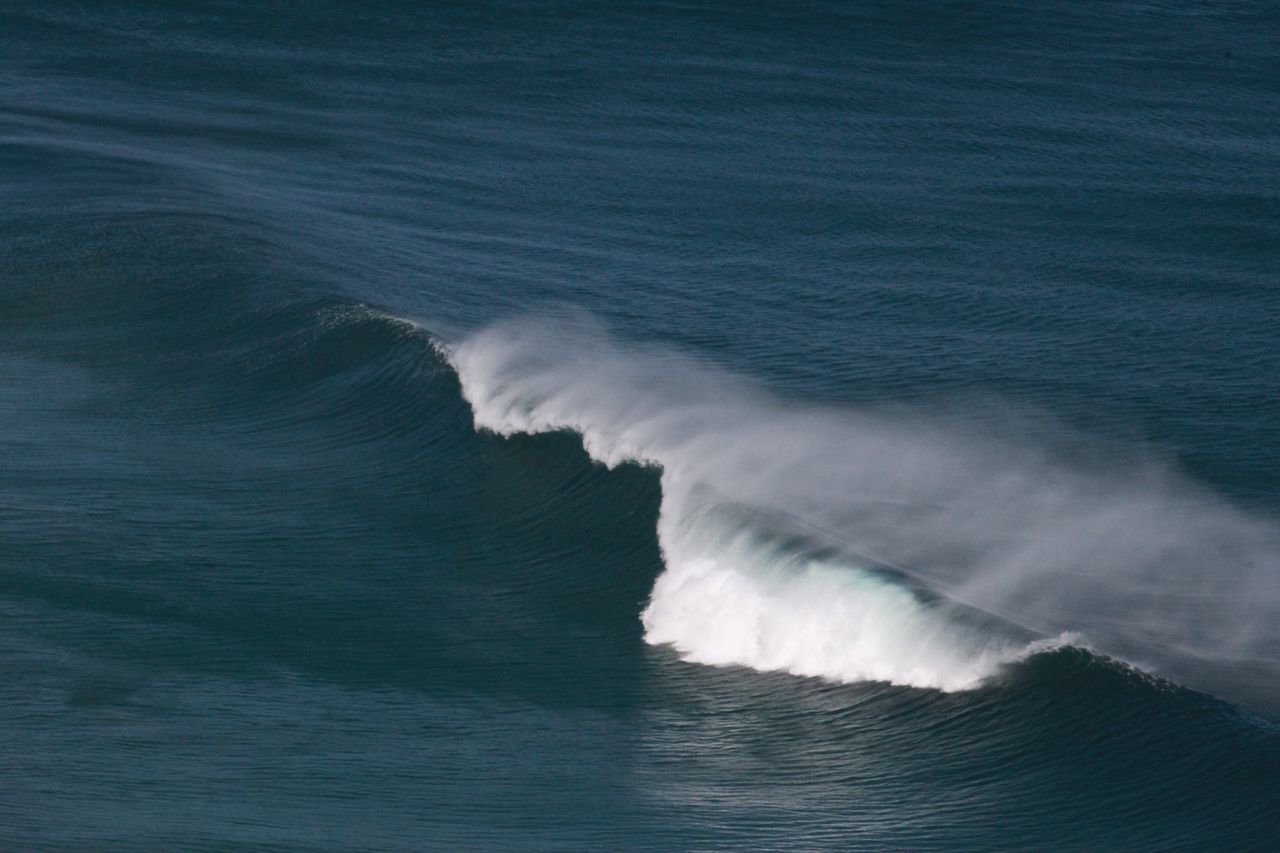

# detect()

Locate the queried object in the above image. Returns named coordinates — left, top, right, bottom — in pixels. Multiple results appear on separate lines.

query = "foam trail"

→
left=440, top=315, right=1280, bottom=696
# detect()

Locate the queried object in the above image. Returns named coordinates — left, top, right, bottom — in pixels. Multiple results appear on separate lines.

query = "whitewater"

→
left=440, top=314, right=1280, bottom=697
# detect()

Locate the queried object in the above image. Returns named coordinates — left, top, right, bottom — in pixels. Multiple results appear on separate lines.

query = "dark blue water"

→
left=3, top=1, right=1280, bottom=848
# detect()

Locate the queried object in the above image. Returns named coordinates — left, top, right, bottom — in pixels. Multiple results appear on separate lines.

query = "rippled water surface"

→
left=3, top=1, right=1279, bottom=848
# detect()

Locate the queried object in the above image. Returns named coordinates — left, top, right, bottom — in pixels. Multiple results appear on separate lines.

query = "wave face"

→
left=447, top=316, right=1280, bottom=698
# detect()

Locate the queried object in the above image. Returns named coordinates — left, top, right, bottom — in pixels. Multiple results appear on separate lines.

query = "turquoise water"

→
left=3, top=1, right=1279, bottom=848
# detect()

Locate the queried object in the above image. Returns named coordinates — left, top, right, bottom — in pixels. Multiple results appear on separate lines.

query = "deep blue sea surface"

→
left=3, top=1, right=1280, bottom=849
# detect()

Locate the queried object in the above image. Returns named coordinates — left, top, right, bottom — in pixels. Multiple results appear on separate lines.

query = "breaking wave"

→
left=437, top=314, right=1280, bottom=695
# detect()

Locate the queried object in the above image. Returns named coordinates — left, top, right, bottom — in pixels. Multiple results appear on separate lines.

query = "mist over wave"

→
left=441, top=314, right=1280, bottom=699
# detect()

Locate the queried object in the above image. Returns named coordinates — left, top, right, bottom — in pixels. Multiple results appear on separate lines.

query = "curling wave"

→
left=437, top=314, right=1280, bottom=697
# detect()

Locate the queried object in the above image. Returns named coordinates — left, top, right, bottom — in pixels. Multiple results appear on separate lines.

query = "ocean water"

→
left=3, top=0, right=1279, bottom=848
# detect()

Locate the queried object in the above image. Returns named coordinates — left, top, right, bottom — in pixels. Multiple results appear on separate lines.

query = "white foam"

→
left=643, top=492, right=1061, bottom=690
